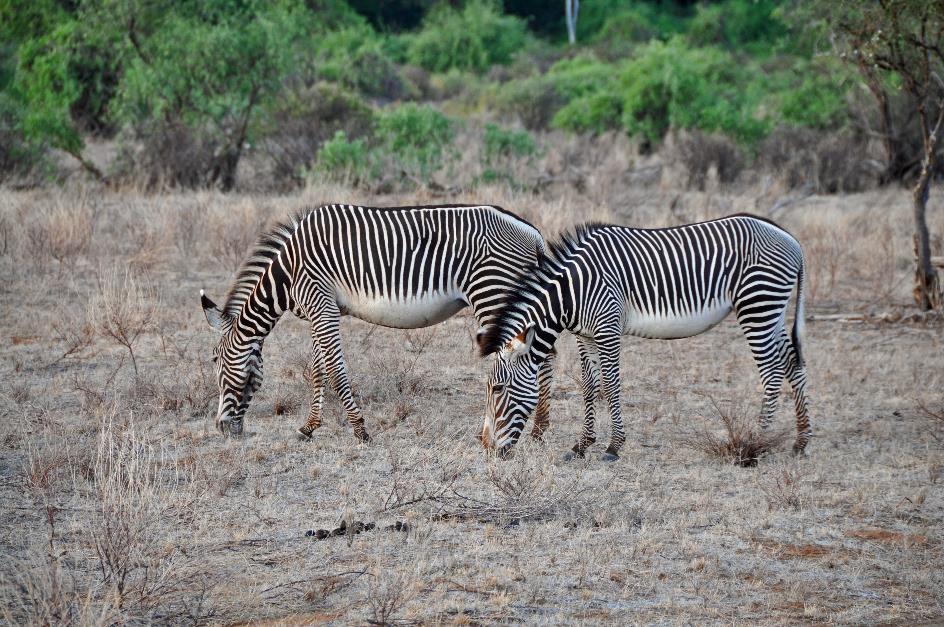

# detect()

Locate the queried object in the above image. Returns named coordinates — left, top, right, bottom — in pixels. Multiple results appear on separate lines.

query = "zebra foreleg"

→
left=597, top=334, right=625, bottom=462
left=297, top=334, right=325, bottom=440
left=564, top=336, right=600, bottom=460
left=311, top=304, right=371, bottom=443
left=531, top=348, right=556, bottom=440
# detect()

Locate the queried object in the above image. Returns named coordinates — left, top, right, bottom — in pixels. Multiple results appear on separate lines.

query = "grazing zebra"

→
left=478, top=214, right=810, bottom=461
left=201, top=203, right=554, bottom=442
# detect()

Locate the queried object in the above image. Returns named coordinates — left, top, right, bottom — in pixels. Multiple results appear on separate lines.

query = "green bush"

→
left=406, top=0, right=531, bottom=73
left=483, top=123, right=536, bottom=163
left=314, top=25, right=403, bottom=97
left=686, top=0, right=788, bottom=53
left=376, top=103, right=454, bottom=181
left=315, top=130, right=369, bottom=182
left=776, top=60, right=851, bottom=130
left=619, top=38, right=769, bottom=147
left=552, top=92, right=622, bottom=134
left=492, top=74, right=563, bottom=129
left=578, top=0, right=686, bottom=43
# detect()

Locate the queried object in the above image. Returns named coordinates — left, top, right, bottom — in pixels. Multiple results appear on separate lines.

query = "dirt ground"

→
left=0, top=182, right=942, bottom=625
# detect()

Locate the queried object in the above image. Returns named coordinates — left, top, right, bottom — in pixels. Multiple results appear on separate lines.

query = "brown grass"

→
left=0, top=181, right=942, bottom=624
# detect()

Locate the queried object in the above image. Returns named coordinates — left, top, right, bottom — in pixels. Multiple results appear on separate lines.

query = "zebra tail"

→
left=792, top=256, right=806, bottom=365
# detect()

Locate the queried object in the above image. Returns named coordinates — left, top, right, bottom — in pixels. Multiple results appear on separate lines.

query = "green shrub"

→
left=493, top=74, right=563, bottom=129
left=0, top=91, right=48, bottom=181
left=315, top=130, right=369, bottom=182
left=776, top=60, right=851, bottom=130
left=578, top=0, right=685, bottom=43
left=314, top=25, right=404, bottom=97
left=686, top=0, right=788, bottom=53
left=483, top=123, right=536, bottom=163
left=552, top=92, right=622, bottom=134
left=619, top=38, right=769, bottom=147
left=376, top=104, right=454, bottom=181
left=406, top=0, right=531, bottom=73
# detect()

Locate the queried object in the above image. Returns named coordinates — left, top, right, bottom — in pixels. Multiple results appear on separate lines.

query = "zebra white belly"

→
left=624, top=300, right=732, bottom=339
left=336, top=290, right=467, bottom=329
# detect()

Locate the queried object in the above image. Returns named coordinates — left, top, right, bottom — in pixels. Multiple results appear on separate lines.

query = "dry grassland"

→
left=0, top=180, right=942, bottom=625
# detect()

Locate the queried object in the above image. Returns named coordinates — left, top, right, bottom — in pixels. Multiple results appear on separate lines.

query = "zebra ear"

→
left=508, top=322, right=536, bottom=356
left=201, top=290, right=230, bottom=334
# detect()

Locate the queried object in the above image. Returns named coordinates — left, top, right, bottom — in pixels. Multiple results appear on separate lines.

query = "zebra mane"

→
left=479, top=222, right=607, bottom=356
left=221, top=211, right=304, bottom=318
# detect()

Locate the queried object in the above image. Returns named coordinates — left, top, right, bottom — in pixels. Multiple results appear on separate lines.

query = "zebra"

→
left=200, top=203, right=555, bottom=442
left=477, top=214, right=810, bottom=461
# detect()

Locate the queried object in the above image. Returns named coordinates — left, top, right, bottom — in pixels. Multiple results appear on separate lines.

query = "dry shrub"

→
left=683, top=401, right=788, bottom=467
left=208, top=203, right=271, bottom=272
left=87, top=418, right=214, bottom=621
left=259, top=82, right=375, bottom=189
left=51, top=309, right=95, bottom=364
left=758, top=462, right=808, bottom=510
left=88, top=268, right=157, bottom=375
left=758, top=126, right=879, bottom=193
left=1, top=559, right=107, bottom=627
left=114, top=121, right=219, bottom=190
left=24, top=199, right=96, bottom=268
left=127, top=227, right=170, bottom=273
left=664, top=129, right=743, bottom=191
left=801, top=220, right=852, bottom=303
left=365, top=558, right=419, bottom=626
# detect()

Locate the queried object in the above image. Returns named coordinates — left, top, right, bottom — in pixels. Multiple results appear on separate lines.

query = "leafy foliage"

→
left=406, top=0, right=531, bottom=73
left=376, top=104, right=454, bottom=182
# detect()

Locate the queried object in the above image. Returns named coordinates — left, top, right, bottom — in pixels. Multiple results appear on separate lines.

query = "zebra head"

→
left=480, top=322, right=540, bottom=455
left=201, top=290, right=264, bottom=437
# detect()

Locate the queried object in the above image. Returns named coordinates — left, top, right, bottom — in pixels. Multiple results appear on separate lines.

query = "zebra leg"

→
left=310, top=303, right=371, bottom=443
left=784, top=333, right=812, bottom=455
left=531, top=348, right=556, bottom=440
left=564, top=336, right=600, bottom=460
left=736, top=304, right=789, bottom=433
left=597, top=334, right=625, bottom=462
left=297, top=332, right=325, bottom=440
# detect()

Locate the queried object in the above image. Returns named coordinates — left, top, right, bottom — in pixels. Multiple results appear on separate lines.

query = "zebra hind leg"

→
left=784, top=336, right=812, bottom=455
left=531, top=348, right=556, bottom=441
left=297, top=338, right=325, bottom=441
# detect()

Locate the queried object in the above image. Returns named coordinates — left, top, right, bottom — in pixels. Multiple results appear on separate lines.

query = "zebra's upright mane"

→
left=221, top=211, right=304, bottom=318
left=479, top=222, right=607, bottom=356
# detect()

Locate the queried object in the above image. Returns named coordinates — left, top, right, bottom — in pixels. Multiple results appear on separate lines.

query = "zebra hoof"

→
left=296, top=428, right=313, bottom=442
left=792, top=443, right=807, bottom=457
left=562, top=450, right=583, bottom=462
left=356, top=432, right=371, bottom=444
left=600, top=452, right=619, bottom=463
left=500, top=445, right=516, bottom=460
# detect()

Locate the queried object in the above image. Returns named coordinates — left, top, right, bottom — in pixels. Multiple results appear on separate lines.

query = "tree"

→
left=827, top=0, right=943, bottom=310
left=111, top=0, right=321, bottom=191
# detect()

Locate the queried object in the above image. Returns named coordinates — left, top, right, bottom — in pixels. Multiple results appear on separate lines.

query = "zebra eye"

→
left=492, top=383, right=505, bottom=393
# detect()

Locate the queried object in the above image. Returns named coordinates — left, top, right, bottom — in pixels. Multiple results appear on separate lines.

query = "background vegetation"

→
left=0, top=0, right=923, bottom=194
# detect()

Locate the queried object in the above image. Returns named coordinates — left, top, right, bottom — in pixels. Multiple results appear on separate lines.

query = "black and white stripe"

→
left=479, top=214, right=811, bottom=460
left=201, top=203, right=553, bottom=441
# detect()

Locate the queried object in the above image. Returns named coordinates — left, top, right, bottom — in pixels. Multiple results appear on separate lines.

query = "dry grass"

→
left=0, top=180, right=942, bottom=624
left=681, top=400, right=789, bottom=467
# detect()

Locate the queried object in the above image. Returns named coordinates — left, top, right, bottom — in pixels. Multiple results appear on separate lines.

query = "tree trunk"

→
left=912, top=160, right=942, bottom=310
left=565, top=0, right=579, bottom=45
